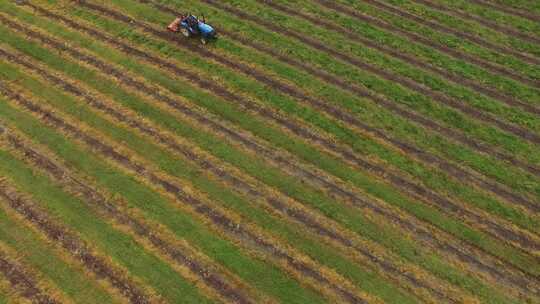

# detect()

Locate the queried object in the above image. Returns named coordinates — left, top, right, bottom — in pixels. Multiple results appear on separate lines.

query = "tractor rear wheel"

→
left=180, top=27, right=190, bottom=37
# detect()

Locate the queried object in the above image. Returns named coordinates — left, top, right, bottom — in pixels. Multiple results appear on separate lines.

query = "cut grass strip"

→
left=0, top=200, right=120, bottom=304
left=6, top=7, right=536, bottom=274
left=44, top=4, right=540, bottom=236
left=0, top=15, right=536, bottom=304
left=0, top=93, right=326, bottom=304
left=0, top=133, right=214, bottom=304
left=0, top=46, right=522, bottom=304
left=0, top=244, right=60, bottom=304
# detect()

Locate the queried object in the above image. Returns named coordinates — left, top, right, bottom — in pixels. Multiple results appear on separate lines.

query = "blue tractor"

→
left=168, top=14, right=217, bottom=44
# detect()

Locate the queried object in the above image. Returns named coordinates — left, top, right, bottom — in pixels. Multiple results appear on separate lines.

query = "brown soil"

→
left=412, top=0, right=540, bottom=44
left=0, top=182, right=150, bottom=304
left=312, top=0, right=540, bottom=88
left=0, top=82, right=367, bottom=304
left=0, top=251, right=58, bottom=304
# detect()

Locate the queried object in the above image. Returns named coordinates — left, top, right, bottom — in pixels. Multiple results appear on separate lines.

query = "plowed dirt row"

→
left=0, top=84, right=370, bottom=304
left=194, top=0, right=540, bottom=145
left=0, top=127, right=254, bottom=304
left=357, top=0, right=540, bottom=65
left=2, top=35, right=534, bottom=301
left=0, top=47, right=461, bottom=304
left=0, top=247, right=57, bottom=304
left=470, top=0, right=540, bottom=22
left=411, top=0, right=540, bottom=44
left=73, top=2, right=539, bottom=215
left=21, top=6, right=540, bottom=258
left=312, top=0, right=539, bottom=88
left=0, top=179, right=150, bottom=304
left=257, top=0, right=540, bottom=116
left=139, top=0, right=540, bottom=178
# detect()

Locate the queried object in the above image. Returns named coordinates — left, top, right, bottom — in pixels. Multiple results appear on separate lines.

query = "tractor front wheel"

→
left=180, top=27, right=190, bottom=37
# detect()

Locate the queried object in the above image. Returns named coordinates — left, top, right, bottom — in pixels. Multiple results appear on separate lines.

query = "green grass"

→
left=385, top=0, right=540, bottom=57
left=0, top=205, right=119, bottom=304
left=273, top=0, right=540, bottom=105
left=104, top=0, right=540, bottom=199
left=220, top=0, right=540, bottom=124
left=58, top=2, right=540, bottom=231
left=422, top=0, right=540, bottom=34
left=0, top=58, right=419, bottom=304
left=7, top=1, right=538, bottom=276
left=146, top=0, right=540, bottom=167
left=0, top=142, right=214, bottom=304
left=0, top=94, right=326, bottom=304
left=0, top=50, right=519, bottom=304
left=334, top=0, right=540, bottom=80
left=1, top=2, right=540, bottom=292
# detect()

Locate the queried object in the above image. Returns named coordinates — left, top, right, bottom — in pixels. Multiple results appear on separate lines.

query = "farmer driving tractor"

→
left=167, top=14, right=217, bottom=44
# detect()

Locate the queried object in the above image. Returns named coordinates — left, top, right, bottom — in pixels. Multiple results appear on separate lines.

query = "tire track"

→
left=0, top=179, right=151, bottom=304
left=358, top=0, right=540, bottom=65
left=312, top=0, right=539, bottom=88
left=258, top=0, right=540, bottom=117
left=69, top=1, right=540, bottom=213
left=411, top=0, right=540, bottom=45
left=469, top=0, right=540, bottom=22
left=0, top=112, right=255, bottom=303
left=8, top=6, right=538, bottom=262
left=0, top=81, right=370, bottom=304
left=0, top=47, right=463, bottom=304
left=0, top=247, right=58, bottom=304
left=191, top=0, right=540, bottom=144
left=2, top=9, right=537, bottom=298
left=142, top=0, right=540, bottom=178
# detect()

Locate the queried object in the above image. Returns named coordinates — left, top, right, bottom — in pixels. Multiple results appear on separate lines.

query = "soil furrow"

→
left=411, top=0, right=540, bottom=45
left=0, top=248, right=58, bottom=304
left=141, top=0, right=540, bottom=178
left=8, top=6, right=538, bottom=261
left=257, top=0, right=540, bottom=117
left=469, top=0, right=540, bottom=22
left=0, top=180, right=151, bottom=304
left=312, top=0, right=539, bottom=88
left=69, top=1, right=540, bottom=213
left=3, top=8, right=538, bottom=297
left=0, top=49, right=459, bottom=303
left=0, top=82, right=369, bottom=304
left=196, top=0, right=540, bottom=145
left=0, top=119, right=254, bottom=304
left=358, top=0, right=540, bottom=65
left=1, top=35, right=535, bottom=302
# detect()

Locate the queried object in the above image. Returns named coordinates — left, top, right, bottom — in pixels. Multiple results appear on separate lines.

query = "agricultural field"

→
left=0, top=0, right=538, bottom=303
